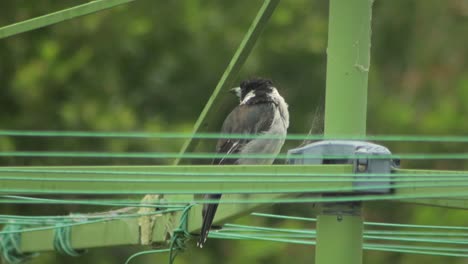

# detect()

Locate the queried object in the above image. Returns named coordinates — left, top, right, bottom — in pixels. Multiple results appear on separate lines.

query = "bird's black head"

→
left=235, top=78, right=274, bottom=101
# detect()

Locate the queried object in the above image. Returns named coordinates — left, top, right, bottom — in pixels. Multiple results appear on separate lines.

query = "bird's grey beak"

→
left=230, top=87, right=241, bottom=98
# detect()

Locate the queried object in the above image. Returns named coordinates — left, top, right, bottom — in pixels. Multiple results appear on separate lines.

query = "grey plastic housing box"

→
left=287, top=140, right=396, bottom=193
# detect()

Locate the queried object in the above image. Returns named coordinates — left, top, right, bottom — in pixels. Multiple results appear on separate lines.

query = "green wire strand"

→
left=0, top=195, right=185, bottom=208
left=169, top=204, right=194, bottom=264
left=250, top=212, right=468, bottom=231
left=218, top=229, right=468, bottom=240
left=363, top=221, right=468, bottom=230
left=212, top=222, right=468, bottom=257
left=124, top=204, right=194, bottom=264
left=156, top=190, right=468, bottom=204
left=215, top=231, right=315, bottom=239
left=0, top=209, right=184, bottom=235
left=364, top=245, right=468, bottom=258
left=1, top=181, right=467, bottom=197
left=2, top=151, right=468, bottom=160
left=0, top=225, right=38, bottom=264
left=221, top=222, right=468, bottom=241
left=2, top=168, right=468, bottom=181
left=226, top=219, right=468, bottom=238
left=2, top=187, right=463, bottom=204
left=222, top=223, right=315, bottom=234
left=3, top=130, right=468, bottom=143
left=3, top=174, right=468, bottom=183
left=124, top=249, right=171, bottom=264
left=211, top=232, right=468, bottom=257
left=53, top=224, right=86, bottom=257
left=0, top=210, right=184, bottom=225
left=0, top=168, right=412, bottom=177
left=364, top=235, right=468, bottom=245
left=365, top=243, right=468, bottom=253
left=209, top=231, right=315, bottom=245
left=364, top=230, right=468, bottom=237
left=251, top=212, right=317, bottom=221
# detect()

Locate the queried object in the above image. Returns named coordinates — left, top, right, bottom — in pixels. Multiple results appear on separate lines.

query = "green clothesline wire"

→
left=2, top=175, right=468, bottom=183
left=2, top=130, right=468, bottom=143
left=211, top=232, right=468, bottom=258
left=0, top=175, right=466, bottom=203
left=0, top=225, right=38, bottom=263
left=0, top=184, right=468, bottom=201
left=252, top=213, right=468, bottom=231
left=217, top=230, right=315, bottom=238
left=0, top=168, right=400, bottom=176
left=212, top=220, right=468, bottom=258
left=1, top=181, right=467, bottom=196
left=0, top=208, right=184, bottom=234
left=364, top=243, right=468, bottom=254
left=223, top=222, right=468, bottom=238
left=1, top=168, right=468, bottom=179
left=4, top=209, right=468, bottom=251
left=54, top=224, right=86, bottom=257
left=124, top=204, right=194, bottom=264
left=182, top=191, right=468, bottom=203
left=0, top=196, right=179, bottom=208
left=221, top=227, right=468, bottom=239
left=364, top=235, right=468, bottom=245
left=1, top=151, right=468, bottom=160
left=0, top=219, right=107, bottom=235
left=3, top=201, right=468, bottom=252
left=214, top=231, right=468, bottom=247
left=364, top=221, right=468, bottom=230
left=364, top=245, right=468, bottom=258
left=251, top=212, right=317, bottom=221
left=2, top=205, right=468, bottom=259
left=364, top=230, right=468, bottom=237
left=223, top=223, right=312, bottom=234
left=124, top=249, right=171, bottom=264
left=0, top=209, right=185, bottom=225
left=210, top=231, right=314, bottom=245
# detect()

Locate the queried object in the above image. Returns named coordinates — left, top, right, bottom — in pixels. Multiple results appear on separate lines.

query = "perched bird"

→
left=198, top=78, right=290, bottom=247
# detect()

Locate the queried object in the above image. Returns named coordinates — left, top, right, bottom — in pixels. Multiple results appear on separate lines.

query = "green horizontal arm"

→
left=18, top=192, right=298, bottom=253
left=0, top=0, right=134, bottom=39
left=0, top=165, right=354, bottom=195
left=21, top=218, right=139, bottom=252
left=395, top=169, right=468, bottom=209
left=12, top=164, right=351, bottom=253
left=11, top=165, right=468, bottom=254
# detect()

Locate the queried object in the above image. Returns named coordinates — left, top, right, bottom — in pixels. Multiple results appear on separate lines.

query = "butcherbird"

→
left=198, top=78, right=289, bottom=247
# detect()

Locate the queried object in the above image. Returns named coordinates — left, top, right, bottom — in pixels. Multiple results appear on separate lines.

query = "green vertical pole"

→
left=316, top=0, right=373, bottom=263
left=315, top=204, right=363, bottom=264
left=323, top=0, right=372, bottom=137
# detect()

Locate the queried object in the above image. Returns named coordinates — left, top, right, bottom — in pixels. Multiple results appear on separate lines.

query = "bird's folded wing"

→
left=213, top=103, right=276, bottom=165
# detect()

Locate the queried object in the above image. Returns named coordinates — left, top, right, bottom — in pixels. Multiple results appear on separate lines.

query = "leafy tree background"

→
left=1, top=0, right=468, bottom=263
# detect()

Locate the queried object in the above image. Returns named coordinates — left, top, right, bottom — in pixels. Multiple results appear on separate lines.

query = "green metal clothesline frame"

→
left=2, top=166, right=468, bottom=254
left=1, top=0, right=468, bottom=263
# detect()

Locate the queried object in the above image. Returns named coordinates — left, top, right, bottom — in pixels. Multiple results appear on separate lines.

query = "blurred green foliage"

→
left=0, top=0, right=468, bottom=263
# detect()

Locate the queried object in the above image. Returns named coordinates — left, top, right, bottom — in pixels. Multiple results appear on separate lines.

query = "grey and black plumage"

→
left=197, top=78, right=289, bottom=247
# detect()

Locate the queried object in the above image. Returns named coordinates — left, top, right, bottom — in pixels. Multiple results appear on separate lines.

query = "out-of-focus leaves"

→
left=0, top=0, right=467, bottom=263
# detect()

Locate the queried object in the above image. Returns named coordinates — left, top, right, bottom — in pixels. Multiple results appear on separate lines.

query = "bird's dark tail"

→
left=198, top=194, right=221, bottom=248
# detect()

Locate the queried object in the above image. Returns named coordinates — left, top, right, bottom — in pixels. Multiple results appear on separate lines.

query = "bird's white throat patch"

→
left=240, top=90, right=256, bottom=105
